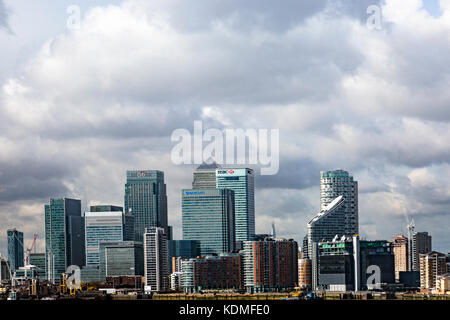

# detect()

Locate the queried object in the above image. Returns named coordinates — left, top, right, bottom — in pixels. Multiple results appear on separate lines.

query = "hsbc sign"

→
left=217, top=169, right=247, bottom=176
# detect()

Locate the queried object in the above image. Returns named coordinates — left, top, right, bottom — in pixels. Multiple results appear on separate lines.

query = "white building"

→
left=144, top=227, right=168, bottom=293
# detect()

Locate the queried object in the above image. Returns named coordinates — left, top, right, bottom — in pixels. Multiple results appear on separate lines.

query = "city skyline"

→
left=1, top=0, right=450, bottom=256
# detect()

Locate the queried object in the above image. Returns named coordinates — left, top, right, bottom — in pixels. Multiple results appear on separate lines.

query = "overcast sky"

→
left=0, top=0, right=449, bottom=256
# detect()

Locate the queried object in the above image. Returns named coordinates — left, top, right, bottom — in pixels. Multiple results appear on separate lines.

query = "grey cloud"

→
left=0, top=0, right=10, bottom=32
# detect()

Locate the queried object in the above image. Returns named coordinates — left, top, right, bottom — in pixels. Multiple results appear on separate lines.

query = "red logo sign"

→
left=228, top=170, right=234, bottom=174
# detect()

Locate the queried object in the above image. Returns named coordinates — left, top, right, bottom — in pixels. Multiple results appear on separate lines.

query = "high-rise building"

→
left=182, top=189, right=235, bottom=255
left=320, top=170, right=358, bottom=235
left=412, top=232, right=432, bottom=272
left=243, top=238, right=298, bottom=293
left=7, top=229, right=24, bottom=273
left=192, top=162, right=221, bottom=189
left=307, top=195, right=346, bottom=258
left=0, top=258, right=10, bottom=282
left=84, top=206, right=134, bottom=267
left=44, top=198, right=85, bottom=283
left=124, top=170, right=168, bottom=242
left=168, top=240, right=199, bottom=266
left=392, top=235, right=409, bottom=280
left=419, top=251, right=447, bottom=291
left=29, top=253, right=46, bottom=279
left=298, top=258, right=312, bottom=289
left=99, top=241, right=144, bottom=279
left=216, top=168, right=255, bottom=242
left=181, top=253, right=243, bottom=293
left=144, top=227, right=168, bottom=293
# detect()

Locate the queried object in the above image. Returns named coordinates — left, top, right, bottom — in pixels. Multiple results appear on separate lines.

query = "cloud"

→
left=0, top=0, right=449, bottom=254
left=0, top=0, right=10, bottom=32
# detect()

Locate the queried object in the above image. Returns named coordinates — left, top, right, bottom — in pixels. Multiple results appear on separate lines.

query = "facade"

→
left=182, top=188, right=235, bottom=255
left=170, top=272, right=183, bottom=291
left=168, top=240, right=199, bottom=266
left=320, top=170, right=358, bottom=236
left=216, top=168, right=255, bottom=242
left=298, top=258, right=312, bottom=289
left=412, top=232, right=432, bottom=272
left=314, top=236, right=395, bottom=292
left=44, top=198, right=85, bottom=284
left=29, top=253, right=46, bottom=279
left=84, top=208, right=134, bottom=266
left=307, top=196, right=346, bottom=258
left=101, top=241, right=144, bottom=279
left=419, top=251, right=447, bottom=291
left=182, top=253, right=243, bottom=293
left=144, top=227, right=168, bottom=293
left=124, top=170, right=168, bottom=242
left=0, top=258, right=10, bottom=282
left=7, top=229, right=24, bottom=273
left=436, top=274, right=450, bottom=294
left=392, top=235, right=409, bottom=281
left=192, top=162, right=221, bottom=189
left=243, top=238, right=298, bottom=293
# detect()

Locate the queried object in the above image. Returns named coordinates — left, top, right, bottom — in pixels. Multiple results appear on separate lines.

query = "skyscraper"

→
left=419, top=251, right=446, bottom=291
left=216, top=168, right=255, bottom=242
left=182, top=189, right=235, bottom=255
left=307, top=195, right=346, bottom=258
left=144, top=227, right=168, bottom=293
left=124, top=170, right=168, bottom=242
left=84, top=206, right=134, bottom=266
left=44, top=198, right=85, bottom=283
left=412, top=231, right=432, bottom=272
left=7, top=229, right=24, bottom=273
left=192, top=162, right=221, bottom=189
left=320, top=170, right=358, bottom=235
left=392, top=235, right=409, bottom=280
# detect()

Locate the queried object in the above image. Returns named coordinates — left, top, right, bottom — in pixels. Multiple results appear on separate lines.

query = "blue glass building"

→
left=124, top=170, right=168, bottom=242
left=216, top=168, right=255, bottom=242
left=44, top=198, right=85, bottom=283
left=7, top=229, right=24, bottom=273
left=182, top=189, right=235, bottom=256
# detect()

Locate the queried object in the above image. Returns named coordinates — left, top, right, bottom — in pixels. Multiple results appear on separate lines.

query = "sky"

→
left=0, top=0, right=449, bottom=256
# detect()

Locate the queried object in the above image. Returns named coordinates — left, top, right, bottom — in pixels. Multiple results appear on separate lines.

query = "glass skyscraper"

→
left=320, top=170, right=358, bottom=236
left=216, top=168, right=255, bottom=242
left=182, top=189, right=235, bottom=255
left=7, top=229, right=24, bottom=273
left=84, top=205, right=134, bottom=266
left=124, top=170, right=168, bottom=242
left=192, top=162, right=221, bottom=189
left=44, top=198, right=85, bottom=283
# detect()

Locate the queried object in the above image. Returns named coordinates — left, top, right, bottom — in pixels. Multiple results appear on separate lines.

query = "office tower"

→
left=313, top=236, right=394, bottom=292
left=216, top=168, right=255, bottom=242
left=99, top=241, right=144, bottom=280
left=392, top=235, right=409, bottom=280
left=89, top=205, right=123, bottom=212
left=419, top=251, right=447, bottom=291
left=302, top=235, right=309, bottom=258
left=0, top=258, right=10, bottom=282
left=192, top=162, right=221, bottom=189
left=243, top=238, right=298, bottom=293
left=182, top=189, right=235, bottom=255
left=307, top=195, right=346, bottom=258
left=7, top=229, right=24, bottom=273
left=124, top=170, right=168, bottom=242
left=412, top=232, right=432, bottom=271
left=144, top=227, right=168, bottom=293
left=298, top=258, right=312, bottom=289
left=44, top=198, right=85, bottom=283
left=84, top=206, right=134, bottom=266
left=320, top=170, right=358, bottom=235
left=181, top=253, right=243, bottom=293
left=29, top=253, right=46, bottom=279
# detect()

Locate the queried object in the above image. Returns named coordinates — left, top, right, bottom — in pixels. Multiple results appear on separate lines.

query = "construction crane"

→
left=25, top=234, right=38, bottom=265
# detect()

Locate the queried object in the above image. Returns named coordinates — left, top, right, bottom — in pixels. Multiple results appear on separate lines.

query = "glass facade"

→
left=124, top=170, right=168, bottom=242
left=216, top=168, right=255, bottom=242
left=99, top=241, right=144, bottom=279
left=320, top=170, right=358, bottom=236
left=168, top=240, right=199, bottom=262
left=29, top=253, right=46, bottom=279
left=182, top=189, right=235, bottom=256
left=85, top=211, right=132, bottom=266
left=44, top=198, right=84, bottom=284
left=7, top=229, right=24, bottom=272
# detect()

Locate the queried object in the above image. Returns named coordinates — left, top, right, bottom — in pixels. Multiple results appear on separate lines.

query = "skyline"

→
left=1, top=0, right=450, bottom=256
